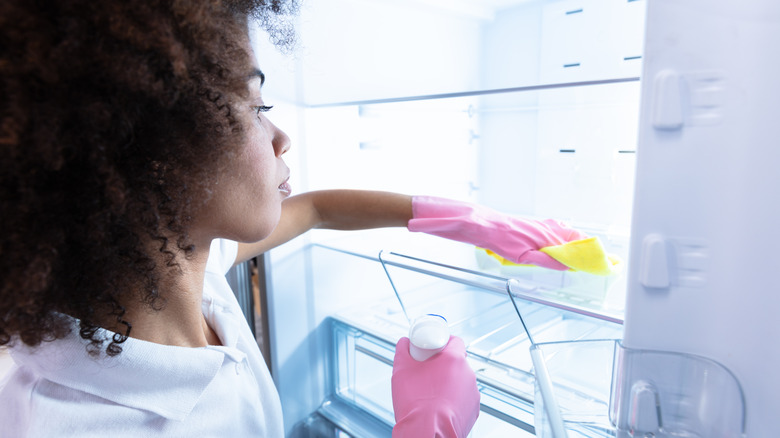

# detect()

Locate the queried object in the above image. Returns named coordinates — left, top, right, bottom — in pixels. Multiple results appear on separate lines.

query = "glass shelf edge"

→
left=306, top=77, right=641, bottom=108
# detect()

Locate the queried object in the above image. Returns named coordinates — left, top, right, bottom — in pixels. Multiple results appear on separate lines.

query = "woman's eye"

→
left=253, top=105, right=274, bottom=117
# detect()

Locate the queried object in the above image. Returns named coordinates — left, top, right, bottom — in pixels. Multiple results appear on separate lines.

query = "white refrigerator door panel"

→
left=624, top=0, right=780, bottom=435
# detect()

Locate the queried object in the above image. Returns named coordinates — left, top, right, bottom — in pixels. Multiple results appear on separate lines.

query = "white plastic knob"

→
left=409, top=314, right=449, bottom=361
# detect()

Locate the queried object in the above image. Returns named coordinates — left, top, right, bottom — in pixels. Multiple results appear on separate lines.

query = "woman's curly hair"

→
left=0, top=0, right=298, bottom=356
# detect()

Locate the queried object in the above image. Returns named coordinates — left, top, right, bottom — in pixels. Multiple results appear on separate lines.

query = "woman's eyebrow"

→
left=250, top=69, right=265, bottom=86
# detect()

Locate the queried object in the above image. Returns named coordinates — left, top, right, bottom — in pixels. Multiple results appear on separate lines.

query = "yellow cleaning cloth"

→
left=482, top=237, right=622, bottom=276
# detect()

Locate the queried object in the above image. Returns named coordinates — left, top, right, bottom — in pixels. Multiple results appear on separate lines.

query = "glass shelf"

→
left=320, top=245, right=625, bottom=325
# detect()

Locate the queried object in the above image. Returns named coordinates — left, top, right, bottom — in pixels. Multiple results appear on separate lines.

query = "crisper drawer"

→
left=329, top=318, right=537, bottom=437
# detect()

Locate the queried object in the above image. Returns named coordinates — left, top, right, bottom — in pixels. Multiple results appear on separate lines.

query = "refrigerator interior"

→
left=251, top=0, right=647, bottom=435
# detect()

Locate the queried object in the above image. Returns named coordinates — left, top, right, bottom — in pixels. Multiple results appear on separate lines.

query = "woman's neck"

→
left=108, top=239, right=221, bottom=348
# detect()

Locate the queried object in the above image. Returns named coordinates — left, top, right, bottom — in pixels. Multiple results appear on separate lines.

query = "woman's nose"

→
left=271, top=123, right=291, bottom=157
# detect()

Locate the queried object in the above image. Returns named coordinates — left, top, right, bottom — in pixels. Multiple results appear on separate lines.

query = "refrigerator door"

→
left=623, top=0, right=780, bottom=435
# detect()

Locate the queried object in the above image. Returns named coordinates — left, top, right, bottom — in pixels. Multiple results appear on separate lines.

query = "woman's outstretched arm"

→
left=234, top=190, right=412, bottom=264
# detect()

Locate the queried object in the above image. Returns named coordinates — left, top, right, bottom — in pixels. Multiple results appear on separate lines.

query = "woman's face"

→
left=192, top=69, right=292, bottom=245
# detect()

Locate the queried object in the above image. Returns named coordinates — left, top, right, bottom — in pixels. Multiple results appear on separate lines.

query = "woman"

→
left=0, top=1, right=584, bottom=436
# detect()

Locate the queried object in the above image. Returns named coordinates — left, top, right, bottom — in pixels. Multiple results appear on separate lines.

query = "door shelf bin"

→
left=533, top=340, right=747, bottom=438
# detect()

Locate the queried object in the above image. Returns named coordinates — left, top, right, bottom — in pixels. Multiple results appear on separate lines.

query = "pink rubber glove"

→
left=392, top=336, right=480, bottom=438
left=407, top=196, right=587, bottom=270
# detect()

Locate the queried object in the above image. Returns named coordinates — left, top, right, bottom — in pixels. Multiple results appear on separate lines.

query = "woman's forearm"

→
left=234, top=190, right=412, bottom=264
left=309, top=189, right=412, bottom=230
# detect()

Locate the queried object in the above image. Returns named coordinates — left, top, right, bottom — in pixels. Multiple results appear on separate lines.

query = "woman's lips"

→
left=278, top=178, right=291, bottom=196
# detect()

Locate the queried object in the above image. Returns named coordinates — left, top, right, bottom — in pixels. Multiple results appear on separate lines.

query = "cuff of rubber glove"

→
left=392, top=405, right=467, bottom=438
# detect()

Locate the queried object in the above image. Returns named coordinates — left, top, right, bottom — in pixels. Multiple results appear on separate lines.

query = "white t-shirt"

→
left=0, top=239, right=284, bottom=437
